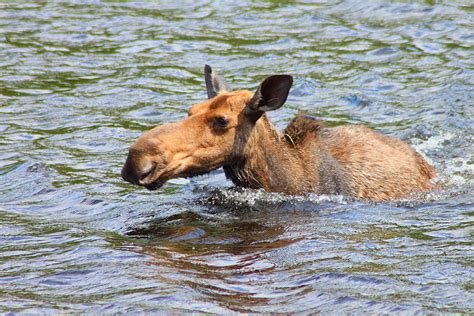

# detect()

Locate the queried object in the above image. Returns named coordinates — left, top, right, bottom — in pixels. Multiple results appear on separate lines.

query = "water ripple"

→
left=0, top=0, right=473, bottom=313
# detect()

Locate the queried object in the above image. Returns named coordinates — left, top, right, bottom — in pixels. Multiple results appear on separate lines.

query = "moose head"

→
left=121, top=65, right=293, bottom=190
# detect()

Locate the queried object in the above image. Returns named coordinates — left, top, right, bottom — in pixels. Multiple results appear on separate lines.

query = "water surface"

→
left=0, top=1, right=473, bottom=313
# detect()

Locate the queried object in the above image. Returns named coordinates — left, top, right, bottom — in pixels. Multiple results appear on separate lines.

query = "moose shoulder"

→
left=121, top=65, right=437, bottom=201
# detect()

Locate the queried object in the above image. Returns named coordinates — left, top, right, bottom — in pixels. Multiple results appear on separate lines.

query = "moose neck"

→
left=223, top=115, right=309, bottom=194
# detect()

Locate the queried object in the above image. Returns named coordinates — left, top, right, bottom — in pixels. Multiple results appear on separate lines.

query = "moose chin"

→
left=121, top=65, right=437, bottom=201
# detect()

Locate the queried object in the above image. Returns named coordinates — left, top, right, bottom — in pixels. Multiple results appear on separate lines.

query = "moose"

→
left=121, top=65, right=437, bottom=201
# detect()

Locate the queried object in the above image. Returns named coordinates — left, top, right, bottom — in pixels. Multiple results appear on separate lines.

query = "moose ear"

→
left=204, top=64, right=232, bottom=99
left=246, top=75, right=293, bottom=118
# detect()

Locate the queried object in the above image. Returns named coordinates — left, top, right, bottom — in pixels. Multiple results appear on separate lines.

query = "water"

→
left=0, top=1, right=473, bottom=313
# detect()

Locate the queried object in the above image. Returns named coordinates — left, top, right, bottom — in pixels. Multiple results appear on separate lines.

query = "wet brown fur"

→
left=280, top=115, right=437, bottom=200
left=122, top=90, right=437, bottom=201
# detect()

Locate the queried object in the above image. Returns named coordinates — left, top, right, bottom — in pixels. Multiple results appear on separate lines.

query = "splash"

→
left=201, top=187, right=352, bottom=213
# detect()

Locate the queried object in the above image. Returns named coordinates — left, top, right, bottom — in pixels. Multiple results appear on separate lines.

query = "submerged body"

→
left=121, top=65, right=437, bottom=201
left=227, top=114, right=436, bottom=200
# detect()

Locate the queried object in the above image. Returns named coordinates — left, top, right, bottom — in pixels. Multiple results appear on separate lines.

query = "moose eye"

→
left=214, top=116, right=229, bottom=128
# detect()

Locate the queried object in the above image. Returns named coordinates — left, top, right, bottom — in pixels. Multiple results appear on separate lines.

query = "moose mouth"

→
left=140, top=164, right=169, bottom=190
left=142, top=165, right=222, bottom=191
left=139, top=163, right=183, bottom=190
